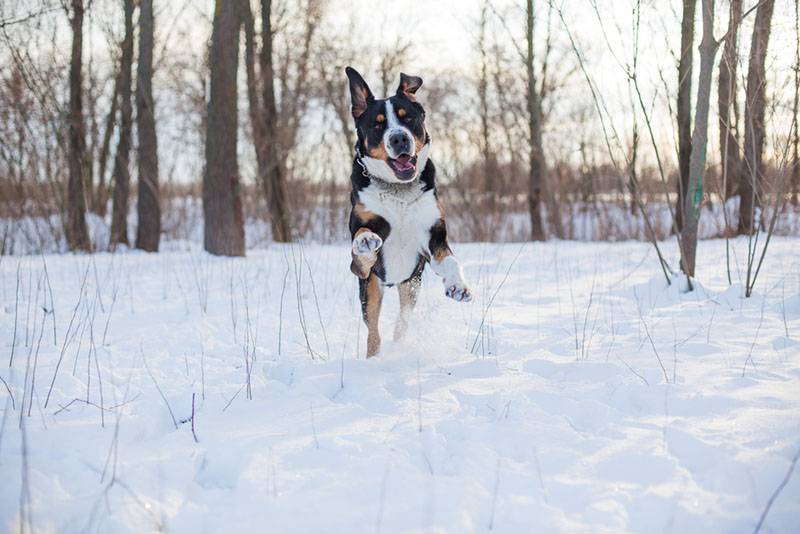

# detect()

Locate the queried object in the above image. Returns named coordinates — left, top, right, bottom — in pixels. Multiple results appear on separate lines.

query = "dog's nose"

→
left=388, top=132, right=411, bottom=155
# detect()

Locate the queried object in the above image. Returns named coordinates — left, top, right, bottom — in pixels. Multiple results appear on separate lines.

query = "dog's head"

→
left=346, top=66, right=430, bottom=184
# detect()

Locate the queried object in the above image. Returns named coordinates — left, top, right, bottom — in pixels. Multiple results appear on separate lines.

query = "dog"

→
left=345, top=66, right=472, bottom=358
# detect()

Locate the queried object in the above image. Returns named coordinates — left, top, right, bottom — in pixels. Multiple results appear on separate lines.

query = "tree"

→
left=478, top=2, right=497, bottom=213
left=65, top=0, right=91, bottom=251
left=93, top=65, right=121, bottom=216
left=135, top=0, right=160, bottom=252
left=258, top=0, right=291, bottom=243
left=240, top=0, right=321, bottom=243
left=738, top=0, right=775, bottom=235
left=791, top=0, right=799, bottom=205
left=526, top=0, right=546, bottom=241
left=718, top=0, right=742, bottom=204
left=109, top=0, right=134, bottom=247
left=203, top=0, right=245, bottom=256
left=681, top=0, right=716, bottom=277
left=675, top=0, right=696, bottom=233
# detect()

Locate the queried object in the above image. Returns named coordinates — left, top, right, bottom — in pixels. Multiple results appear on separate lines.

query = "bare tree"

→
left=526, top=0, right=546, bottom=241
left=258, top=0, right=291, bottom=243
left=793, top=0, right=800, bottom=205
left=675, top=0, right=696, bottom=233
left=110, top=0, right=134, bottom=247
left=203, top=0, right=245, bottom=256
left=738, top=0, right=775, bottom=235
left=135, top=0, right=160, bottom=252
left=65, top=0, right=91, bottom=251
left=93, top=65, right=121, bottom=216
left=478, top=1, right=497, bottom=213
left=681, top=0, right=716, bottom=277
left=718, top=0, right=742, bottom=204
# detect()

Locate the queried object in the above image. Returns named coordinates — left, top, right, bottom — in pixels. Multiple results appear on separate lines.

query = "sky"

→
left=314, top=0, right=797, bottom=173
left=2, top=0, right=796, bottom=183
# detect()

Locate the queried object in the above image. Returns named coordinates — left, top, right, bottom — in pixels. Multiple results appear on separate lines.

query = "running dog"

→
left=345, top=66, right=472, bottom=357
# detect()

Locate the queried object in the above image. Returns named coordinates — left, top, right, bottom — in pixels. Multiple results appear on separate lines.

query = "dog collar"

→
left=355, top=148, right=428, bottom=206
left=354, top=146, right=371, bottom=178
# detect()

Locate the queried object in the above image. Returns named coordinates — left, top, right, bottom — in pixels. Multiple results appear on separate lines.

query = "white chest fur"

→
left=358, top=182, right=440, bottom=285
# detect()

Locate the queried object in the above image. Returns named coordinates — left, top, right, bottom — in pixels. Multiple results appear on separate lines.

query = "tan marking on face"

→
left=414, top=135, right=426, bottom=155
left=397, top=108, right=406, bottom=118
left=366, top=140, right=389, bottom=162
left=365, top=273, right=383, bottom=357
left=376, top=114, right=385, bottom=123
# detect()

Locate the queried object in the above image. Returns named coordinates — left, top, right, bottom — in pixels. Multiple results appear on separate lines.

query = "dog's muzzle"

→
left=386, top=130, right=417, bottom=181
left=388, top=131, right=412, bottom=156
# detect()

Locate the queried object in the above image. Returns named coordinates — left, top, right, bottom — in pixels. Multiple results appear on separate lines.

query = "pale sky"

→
left=149, top=0, right=799, bottom=180
left=3, top=0, right=795, bottom=182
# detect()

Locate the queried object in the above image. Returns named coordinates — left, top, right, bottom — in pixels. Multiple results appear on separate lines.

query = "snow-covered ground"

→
left=1, top=238, right=799, bottom=532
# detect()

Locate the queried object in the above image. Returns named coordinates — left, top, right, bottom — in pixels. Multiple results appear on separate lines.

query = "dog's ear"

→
left=345, top=67, right=374, bottom=119
left=396, top=72, right=423, bottom=99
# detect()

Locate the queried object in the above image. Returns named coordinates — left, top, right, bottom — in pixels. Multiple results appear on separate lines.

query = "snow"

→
left=1, top=238, right=799, bottom=532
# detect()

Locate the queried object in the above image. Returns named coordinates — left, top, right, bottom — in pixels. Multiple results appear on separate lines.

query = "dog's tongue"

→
left=394, top=154, right=415, bottom=172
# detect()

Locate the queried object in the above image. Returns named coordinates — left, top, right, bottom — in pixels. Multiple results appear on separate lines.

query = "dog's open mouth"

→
left=389, top=154, right=417, bottom=179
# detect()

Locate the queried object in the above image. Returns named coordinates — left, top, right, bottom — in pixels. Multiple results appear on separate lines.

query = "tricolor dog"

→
left=345, top=66, right=472, bottom=358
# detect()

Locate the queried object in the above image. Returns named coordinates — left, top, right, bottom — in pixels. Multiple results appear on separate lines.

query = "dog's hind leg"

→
left=359, top=273, right=384, bottom=357
left=394, top=273, right=421, bottom=341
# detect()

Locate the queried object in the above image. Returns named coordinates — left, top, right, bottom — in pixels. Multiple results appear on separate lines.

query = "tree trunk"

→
left=85, top=65, right=98, bottom=210
left=241, top=0, right=268, bottom=195
left=204, top=0, right=245, bottom=256
left=259, top=0, right=291, bottom=243
left=738, top=0, right=775, bottom=235
left=718, top=0, right=742, bottom=204
left=681, top=0, right=718, bottom=278
left=675, top=0, right=696, bottom=233
left=135, top=0, right=160, bottom=252
left=478, top=2, right=495, bottom=222
left=94, top=65, right=121, bottom=217
left=110, top=0, right=134, bottom=247
left=792, top=0, right=800, bottom=205
left=65, top=0, right=91, bottom=251
left=526, top=0, right=546, bottom=241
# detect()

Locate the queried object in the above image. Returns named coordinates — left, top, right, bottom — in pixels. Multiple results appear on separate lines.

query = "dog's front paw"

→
left=352, top=231, right=383, bottom=256
left=445, top=281, right=472, bottom=302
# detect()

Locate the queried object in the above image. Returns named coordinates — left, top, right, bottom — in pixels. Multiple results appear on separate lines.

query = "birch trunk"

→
left=681, top=0, right=717, bottom=277
left=675, top=0, right=696, bottom=233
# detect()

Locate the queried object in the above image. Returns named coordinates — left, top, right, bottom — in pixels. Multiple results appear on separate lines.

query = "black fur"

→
left=346, top=67, right=468, bottom=355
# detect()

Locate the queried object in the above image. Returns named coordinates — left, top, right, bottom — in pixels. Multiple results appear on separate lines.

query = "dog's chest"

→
left=358, top=183, right=440, bottom=284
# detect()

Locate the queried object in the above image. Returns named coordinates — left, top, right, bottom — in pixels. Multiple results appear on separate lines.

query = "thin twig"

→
left=9, top=262, right=20, bottom=367
left=471, top=243, right=526, bottom=354
left=190, top=393, right=199, bottom=443
left=0, top=374, right=15, bottom=410
left=753, top=446, right=800, bottom=533
left=142, top=346, right=178, bottom=429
